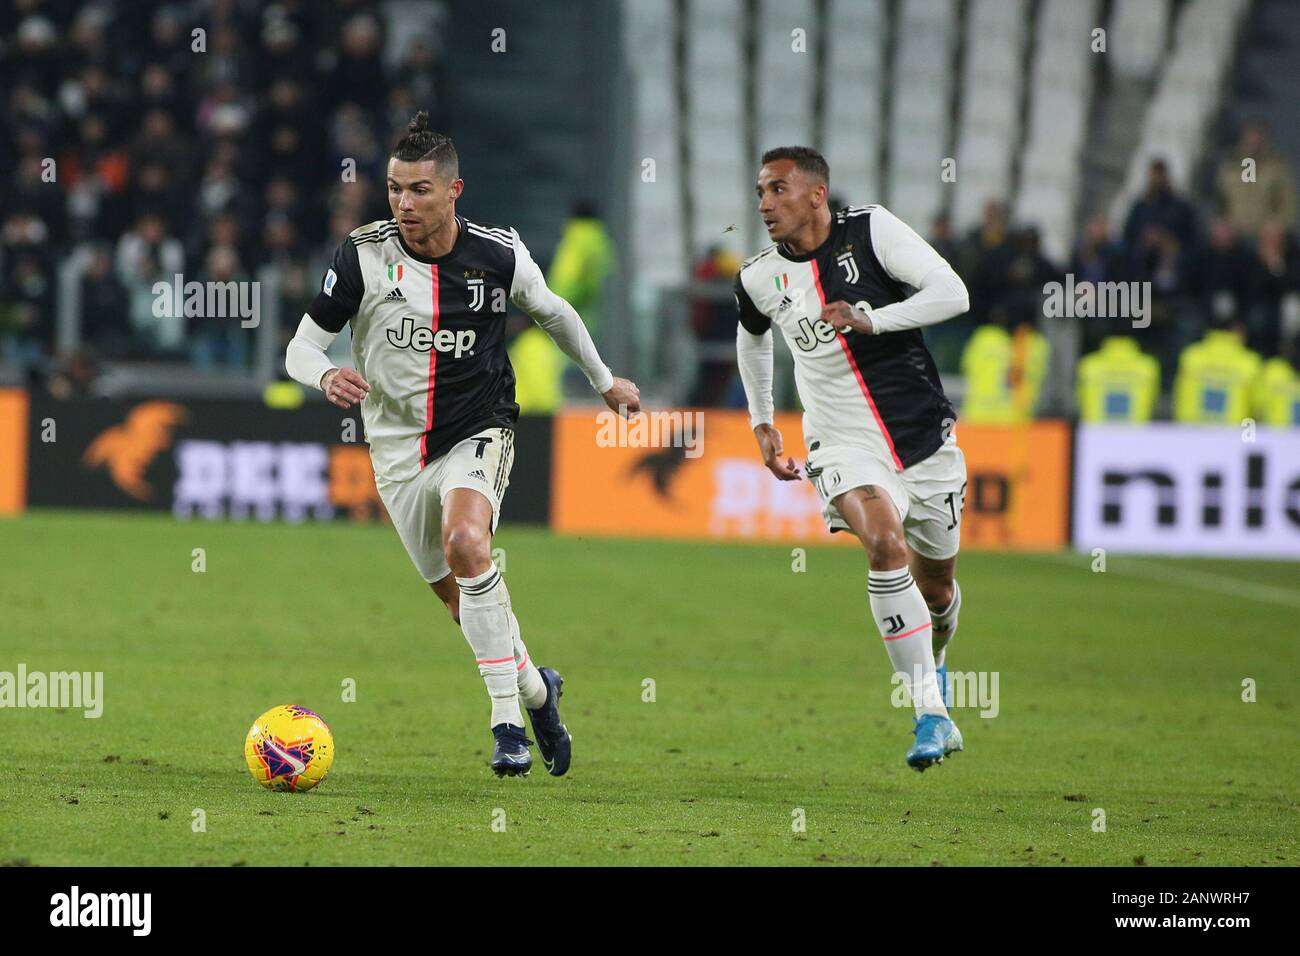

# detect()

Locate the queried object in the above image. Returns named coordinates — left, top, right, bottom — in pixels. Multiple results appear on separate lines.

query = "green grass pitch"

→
left=0, top=510, right=1295, bottom=866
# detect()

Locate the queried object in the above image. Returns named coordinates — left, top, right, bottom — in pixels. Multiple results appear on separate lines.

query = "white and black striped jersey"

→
left=306, top=215, right=551, bottom=481
left=735, top=205, right=965, bottom=471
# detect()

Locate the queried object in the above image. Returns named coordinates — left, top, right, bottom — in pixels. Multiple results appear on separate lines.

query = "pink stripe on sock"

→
left=882, top=622, right=932, bottom=642
left=516, top=652, right=529, bottom=672
left=476, top=656, right=514, bottom=665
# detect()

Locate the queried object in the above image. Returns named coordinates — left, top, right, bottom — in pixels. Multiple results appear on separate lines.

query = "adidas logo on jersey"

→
left=469, top=469, right=487, bottom=482
left=777, top=295, right=793, bottom=313
left=384, top=287, right=406, bottom=302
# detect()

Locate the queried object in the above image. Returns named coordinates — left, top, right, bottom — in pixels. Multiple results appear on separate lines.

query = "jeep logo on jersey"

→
left=467, top=277, right=484, bottom=312
left=387, top=316, right=476, bottom=357
left=791, top=315, right=839, bottom=351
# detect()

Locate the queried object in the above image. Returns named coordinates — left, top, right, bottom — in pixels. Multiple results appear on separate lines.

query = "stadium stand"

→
left=3, top=0, right=1297, bottom=423
left=618, top=0, right=1295, bottom=419
left=2, top=0, right=447, bottom=387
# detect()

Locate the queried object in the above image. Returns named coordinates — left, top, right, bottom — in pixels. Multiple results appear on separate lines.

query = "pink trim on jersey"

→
left=809, top=259, right=904, bottom=472
left=418, top=265, right=441, bottom=468
left=881, top=622, right=932, bottom=642
left=476, top=656, right=514, bottom=665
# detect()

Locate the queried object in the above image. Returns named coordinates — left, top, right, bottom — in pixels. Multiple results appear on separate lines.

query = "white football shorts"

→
left=806, top=436, right=967, bottom=560
left=375, top=427, right=515, bottom=582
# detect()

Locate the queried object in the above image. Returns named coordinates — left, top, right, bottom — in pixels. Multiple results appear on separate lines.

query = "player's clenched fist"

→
left=602, top=376, right=642, bottom=418
left=321, top=367, right=370, bottom=408
left=753, top=422, right=801, bottom=481
left=821, top=300, right=874, bottom=335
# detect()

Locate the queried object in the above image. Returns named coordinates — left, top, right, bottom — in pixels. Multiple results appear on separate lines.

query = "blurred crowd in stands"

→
left=1, top=0, right=443, bottom=379
left=939, top=122, right=1300, bottom=421
left=4, top=0, right=1299, bottom=420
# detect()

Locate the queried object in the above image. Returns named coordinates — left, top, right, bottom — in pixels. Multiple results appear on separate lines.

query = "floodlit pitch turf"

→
left=1, top=510, right=1296, bottom=866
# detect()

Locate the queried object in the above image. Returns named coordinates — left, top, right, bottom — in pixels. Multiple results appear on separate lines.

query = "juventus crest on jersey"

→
left=307, top=215, right=541, bottom=482
left=735, top=205, right=958, bottom=471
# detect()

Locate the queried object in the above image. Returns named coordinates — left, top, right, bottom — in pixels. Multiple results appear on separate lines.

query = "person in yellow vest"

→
left=1075, top=336, right=1160, bottom=422
left=510, top=201, right=614, bottom=413
left=509, top=319, right=566, bottom=412
left=959, top=323, right=1049, bottom=423
left=1172, top=321, right=1263, bottom=424
left=1253, top=355, right=1300, bottom=426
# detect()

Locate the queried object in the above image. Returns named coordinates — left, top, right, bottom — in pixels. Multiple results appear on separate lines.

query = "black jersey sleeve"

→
left=306, top=239, right=364, bottom=333
left=734, top=271, right=770, bottom=334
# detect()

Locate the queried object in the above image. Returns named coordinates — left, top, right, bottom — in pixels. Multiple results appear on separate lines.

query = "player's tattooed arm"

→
left=753, top=423, right=801, bottom=481
left=821, top=300, right=874, bottom=335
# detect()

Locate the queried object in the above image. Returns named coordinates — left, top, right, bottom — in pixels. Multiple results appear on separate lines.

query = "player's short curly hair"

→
left=761, top=146, right=829, bottom=186
left=391, top=111, right=459, bottom=180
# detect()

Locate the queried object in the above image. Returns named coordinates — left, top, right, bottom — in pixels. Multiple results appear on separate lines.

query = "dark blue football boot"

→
left=490, top=723, right=533, bottom=777
left=526, top=667, right=572, bottom=777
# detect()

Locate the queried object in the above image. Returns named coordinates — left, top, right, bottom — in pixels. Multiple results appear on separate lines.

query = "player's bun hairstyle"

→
left=392, top=111, right=459, bottom=180
left=761, top=145, right=829, bottom=186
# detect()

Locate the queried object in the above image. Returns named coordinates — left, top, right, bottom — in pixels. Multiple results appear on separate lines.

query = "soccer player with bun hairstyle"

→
left=286, top=111, right=641, bottom=777
left=735, top=146, right=971, bottom=771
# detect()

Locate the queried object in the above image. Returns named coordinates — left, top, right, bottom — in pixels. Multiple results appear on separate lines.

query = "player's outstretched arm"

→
left=736, top=323, right=799, bottom=480
left=753, top=423, right=801, bottom=481
left=285, top=314, right=370, bottom=409
left=508, top=229, right=639, bottom=418
left=289, top=238, right=371, bottom=408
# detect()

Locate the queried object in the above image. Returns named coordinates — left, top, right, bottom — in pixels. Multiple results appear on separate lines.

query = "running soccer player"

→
left=734, top=147, right=970, bottom=771
left=285, top=112, right=641, bottom=777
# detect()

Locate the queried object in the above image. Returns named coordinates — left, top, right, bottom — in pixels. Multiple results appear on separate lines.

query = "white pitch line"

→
left=1043, top=552, right=1300, bottom=610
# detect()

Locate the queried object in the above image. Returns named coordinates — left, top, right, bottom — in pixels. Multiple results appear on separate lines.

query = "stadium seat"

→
left=1007, top=0, right=1100, bottom=262
left=1108, top=0, right=1171, bottom=80
left=950, top=0, right=1029, bottom=231
left=967, top=0, right=1027, bottom=32
left=898, top=0, right=959, bottom=40
left=755, top=0, right=817, bottom=152
left=1108, top=0, right=1251, bottom=226
left=683, top=0, right=748, bottom=252
left=826, top=0, right=887, bottom=79
left=893, top=31, right=955, bottom=88
left=823, top=0, right=887, bottom=195
left=889, top=171, right=946, bottom=228
left=626, top=0, right=687, bottom=284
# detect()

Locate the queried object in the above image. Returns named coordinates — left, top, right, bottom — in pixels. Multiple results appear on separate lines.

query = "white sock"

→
left=509, top=610, right=547, bottom=710
left=869, top=567, right=947, bottom=718
left=932, top=580, right=961, bottom=668
left=457, top=564, right=522, bottom=728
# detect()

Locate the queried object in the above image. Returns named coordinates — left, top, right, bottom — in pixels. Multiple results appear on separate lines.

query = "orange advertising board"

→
left=552, top=409, right=1069, bottom=550
left=0, top=388, right=28, bottom=515
left=957, top=420, right=1071, bottom=550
